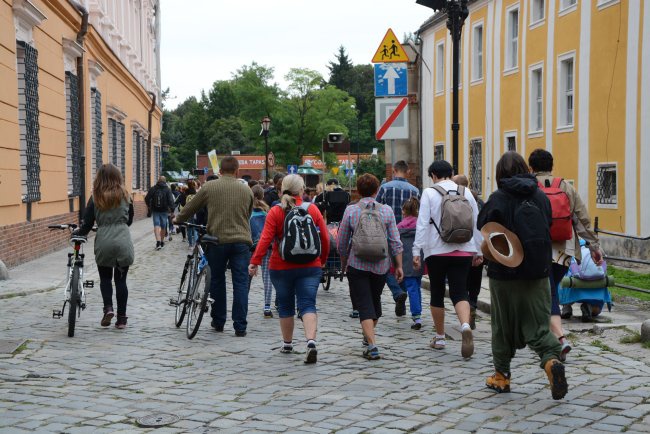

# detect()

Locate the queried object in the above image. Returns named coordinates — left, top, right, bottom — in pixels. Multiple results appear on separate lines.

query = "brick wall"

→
left=385, top=162, right=422, bottom=189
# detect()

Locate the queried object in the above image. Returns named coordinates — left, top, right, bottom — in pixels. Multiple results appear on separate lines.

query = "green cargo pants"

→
left=489, top=277, right=562, bottom=374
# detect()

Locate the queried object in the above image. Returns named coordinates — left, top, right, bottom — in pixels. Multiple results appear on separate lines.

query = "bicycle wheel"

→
left=321, top=272, right=331, bottom=292
left=175, top=256, right=193, bottom=327
left=67, top=265, right=80, bottom=337
left=186, top=265, right=210, bottom=340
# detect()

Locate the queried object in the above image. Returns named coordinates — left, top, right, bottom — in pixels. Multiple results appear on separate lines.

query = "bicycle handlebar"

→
left=48, top=224, right=78, bottom=230
left=177, top=222, right=207, bottom=232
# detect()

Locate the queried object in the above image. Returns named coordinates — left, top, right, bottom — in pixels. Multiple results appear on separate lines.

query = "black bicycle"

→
left=170, top=222, right=218, bottom=339
left=48, top=224, right=94, bottom=337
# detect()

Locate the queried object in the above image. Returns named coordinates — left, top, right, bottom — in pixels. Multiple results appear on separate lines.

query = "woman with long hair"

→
left=76, top=163, right=134, bottom=329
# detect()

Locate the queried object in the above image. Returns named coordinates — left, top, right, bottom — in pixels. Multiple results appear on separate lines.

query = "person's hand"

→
left=591, top=248, right=604, bottom=266
left=472, top=255, right=484, bottom=267
left=395, top=267, right=404, bottom=283
left=248, top=264, right=258, bottom=277
left=413, top=256, right=421, bottom=271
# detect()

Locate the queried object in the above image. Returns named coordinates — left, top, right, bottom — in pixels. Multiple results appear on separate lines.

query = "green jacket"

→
left=80, top=197, right=134, bottom=268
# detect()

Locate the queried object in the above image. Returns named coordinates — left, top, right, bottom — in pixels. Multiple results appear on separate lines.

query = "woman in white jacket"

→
left=413, top=160, right=483, bottom=359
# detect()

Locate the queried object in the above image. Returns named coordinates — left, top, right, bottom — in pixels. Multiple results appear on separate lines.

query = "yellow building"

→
left=0, top=0, right=162, bottom=266
left=417, top=0, right=649, bottom=237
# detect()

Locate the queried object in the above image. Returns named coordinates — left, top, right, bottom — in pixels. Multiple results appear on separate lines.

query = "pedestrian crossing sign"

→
left=371, top=28, right=410, bottom=63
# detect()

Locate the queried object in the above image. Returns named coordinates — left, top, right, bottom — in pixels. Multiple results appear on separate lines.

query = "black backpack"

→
left=279, top=203, right=321, bottom=264
left=511, top=197, right=552, bottom=278
left=152, top=187, right=166, bottom=211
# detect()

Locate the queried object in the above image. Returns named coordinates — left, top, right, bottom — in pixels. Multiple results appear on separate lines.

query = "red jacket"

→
left=250, top=196, right=330, bottom=270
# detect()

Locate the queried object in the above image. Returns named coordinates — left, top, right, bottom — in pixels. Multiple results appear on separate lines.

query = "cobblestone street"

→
left=1, top=222, right=649, bottom=433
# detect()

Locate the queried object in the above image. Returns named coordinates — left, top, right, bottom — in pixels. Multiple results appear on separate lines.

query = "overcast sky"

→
left=161, top=0, right=432, bottom=109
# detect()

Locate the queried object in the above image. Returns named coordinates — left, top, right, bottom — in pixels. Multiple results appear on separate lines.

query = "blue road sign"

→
left=287, top=164, right=298, bottom=175
left=203, top=167, right=209, bottom=174
left=345, top=168, right=355, bottom=177
left=374, top=63, right=408, bottom=97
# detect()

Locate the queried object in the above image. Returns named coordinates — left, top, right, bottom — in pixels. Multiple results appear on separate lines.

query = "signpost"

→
left=375, top=97, right=409, bottom=140
left=374, top=63, right=408, bottom=97
left=287, top=164, right=298, bottom=175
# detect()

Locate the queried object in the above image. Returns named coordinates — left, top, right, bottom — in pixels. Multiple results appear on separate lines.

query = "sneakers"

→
left=363, top=347, right=380, bottom=360
left=486, top=371, right=511, bottom=393
left=461, top=328, right=474, bottom=359
left=160, top=241, right=165, bottom=249
left=560, top=304, right=573, bottom=319
left=394, top=292, right=407, bottom=317
left=349, top=310, right=359, bottom=319
left=100, top=306, right=114, bottom=327
left=155, top=241, right=162, bottom=250
left=280, top=342, right=293, bottom=354
left=469, top=308, right=477, bottom=330
left=264, top=309, right=274, bottom=318
left=235, top=330, right=247, bottom=337
left=560, top=338, right=572, bottom=362
left=411, top=319, right=422, bottom=330
left=430, top=336, right=446, bottom=350
left=115, top=316, right=128, bottom=329
left=580, top=303, right=592, bottom=323
left=305, top=344, right=318, bottom=364
left=544, top=359, right=568, bottom=400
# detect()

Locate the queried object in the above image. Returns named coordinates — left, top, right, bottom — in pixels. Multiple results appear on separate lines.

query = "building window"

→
left=596, top=164, right=617, bottom=206
left=154, top=146, right=161, bottom=181
left=90, top=88, right=103, bottom=180
left=108, top=119, right=126, bottom=175
left=65, top=72, right=82, bottom=197
left=469, top=139, right=483, bottom=195
left=472, top=24, right=483, bottom=81
left=434, top=143, right=445, bottom=161
left=16, top=41, right=41, bottom=203
left=529, top=65, right=544, bottom=133
left=435, top=41, right=445, bottom=93
left=132, top=130, right=141, bottom=190
left=561, top=0, right=578, bottom=11
left=118, top=122, right=126, bottom=175
left=558, top=55, right=575, bottom=128
left=505, top=132, right=517, bottom=152
left=531, top=0, right=545, bottom=24
left=505, top=6, right=519, bottom=71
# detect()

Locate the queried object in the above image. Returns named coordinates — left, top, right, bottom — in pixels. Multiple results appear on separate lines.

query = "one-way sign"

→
left=374, top=63, right=408, bottom=97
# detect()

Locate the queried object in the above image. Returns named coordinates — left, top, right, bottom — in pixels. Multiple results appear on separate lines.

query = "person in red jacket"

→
left=249, top=174, right=330, bottom=364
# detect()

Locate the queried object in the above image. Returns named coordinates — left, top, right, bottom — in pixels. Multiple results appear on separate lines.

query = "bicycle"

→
left=169, top=222, right=218, bottom=339
left=48, top=223, right=95, bottom=337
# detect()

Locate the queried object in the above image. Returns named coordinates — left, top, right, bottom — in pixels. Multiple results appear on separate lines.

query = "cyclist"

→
left=76, top=163, right=134, bottom=329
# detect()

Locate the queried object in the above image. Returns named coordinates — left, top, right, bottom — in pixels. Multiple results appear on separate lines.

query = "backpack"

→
left=538, top=178, right=572, bottom=241
left=279, top=203, right=321, bottom=264
left=351, top=202, right=389, bottom=261
left=511, top=198, right=552, bottom=278
left=250, top=209, right=267, bottom=246
left=429, top=185, right=474, bottom=243
left=152, top=187, right=167, bottom=211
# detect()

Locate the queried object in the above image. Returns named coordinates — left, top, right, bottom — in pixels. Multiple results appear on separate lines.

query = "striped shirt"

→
left=376, top=177, right=420, bottom=224
left=336, top=197, right=403, bottom=275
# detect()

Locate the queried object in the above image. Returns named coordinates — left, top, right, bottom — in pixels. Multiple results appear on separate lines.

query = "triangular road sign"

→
left=372, top=28, right=410, bottom=63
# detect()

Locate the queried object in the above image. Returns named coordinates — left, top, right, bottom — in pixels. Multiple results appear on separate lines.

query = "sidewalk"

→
left=0, top=218, right=154, bottom=299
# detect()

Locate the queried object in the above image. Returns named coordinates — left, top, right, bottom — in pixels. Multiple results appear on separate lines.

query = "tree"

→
left=357, top=156, right=387, bottom=181
left=328, top=46, right=354, bottom=90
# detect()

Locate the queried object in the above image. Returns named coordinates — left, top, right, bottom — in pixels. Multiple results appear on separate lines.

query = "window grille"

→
left=133, top=131, right=142, bottom=190
left=507, top=135, right=517, bottom=152
left=469, top=139, right=483, bottom=195
left=17, top=41, right=41, bottom=203
left=596, top=164, right=617, bottom=205
left=434, top=144, right=445, bottom=161
left=154, top=146, right=161, bottom=181
left=65, top=72, right=81, bottom=197
left=91, top=88, right=103, bottom=178
left=108, top=118, right=116, bottom=166
left=118, top=122, right=126, bottom=176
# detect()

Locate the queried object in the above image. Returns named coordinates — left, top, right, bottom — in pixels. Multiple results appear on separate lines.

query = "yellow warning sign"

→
left=372, top=28, right=410, bottom=63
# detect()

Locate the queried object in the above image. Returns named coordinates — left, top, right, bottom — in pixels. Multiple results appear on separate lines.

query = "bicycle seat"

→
left=70, top=235, right=87, bottom=244
left=202, top=235, right=219, bottom=246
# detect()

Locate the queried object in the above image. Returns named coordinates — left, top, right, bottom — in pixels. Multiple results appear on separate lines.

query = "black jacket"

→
left=314, top=188, right=350, bottom=223
left=477, top=174, right=552, bottom=280
left=263, top=187, right=280, bottom=207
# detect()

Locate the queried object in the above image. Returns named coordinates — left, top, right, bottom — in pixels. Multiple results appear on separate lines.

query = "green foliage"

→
left=607, top=266, right=650, bottom=302
left=357, top=156, right=387, bottom=181
left=323, top=152, right=338, bottom=170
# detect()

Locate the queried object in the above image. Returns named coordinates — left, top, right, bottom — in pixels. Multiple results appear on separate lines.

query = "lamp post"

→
left=161, top=143, right=170, bottom=174
left=261, top=116, right=271, bottom=181
left=416, top=0, right=469, bottom=175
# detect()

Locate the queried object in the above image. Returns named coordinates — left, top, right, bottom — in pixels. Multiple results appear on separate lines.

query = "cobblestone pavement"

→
left=1, top=229, right=649, bottom=433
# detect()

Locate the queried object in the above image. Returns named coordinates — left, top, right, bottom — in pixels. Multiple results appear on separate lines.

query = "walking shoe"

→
left=559, top=339, right=572, bottom=362
left=264, top=309, right=274, bottom=318
left=544, top=359, right=568, bottom=400
left=461, top=328, right=474, bottom=359
left=580, top=303, right=592, bottom=323
left=349, top=310, right=359, bottom=319
left=394, top=292, right=407, bottom=317
left=160, top=241, right=165, bottom=248
left=430, top=336, right=446, bottom=350
left=560, top=304, right=573, bottom=319
left=304, top=345, right=318, bottom=364
left=235, top=330, right=247, bottom=337
left=411, top=321, right=422, bottom=330
left=486, top=371, right=511, bottom=393
left=115, top=316, right=128, bottom=329
left=469, top=308, right=477, bottom=330
left=155, top=241, right=161, bottom=250
left=211, top=320, right=224, bottom=332
left=363, top=347, right=380, bottom=360
left=100, top=306, right=114, bottom=327
left=280, top=342, right=293, bottom=354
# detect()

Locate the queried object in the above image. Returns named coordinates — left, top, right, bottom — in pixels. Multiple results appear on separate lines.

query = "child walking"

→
left=250, top=185, right=274, bottom=318
left=397, top=197, right=424, bottom=329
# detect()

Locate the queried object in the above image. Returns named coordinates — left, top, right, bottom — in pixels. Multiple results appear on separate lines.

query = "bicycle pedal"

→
left=169, top=298, right=179, bottom=306
left=52, top=310, right=63, bottom=319
left=83, top=280, right=94, bottom=288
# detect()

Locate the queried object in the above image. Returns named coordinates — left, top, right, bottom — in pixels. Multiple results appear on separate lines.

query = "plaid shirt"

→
left=376, top=177, right=420, bottom=224
left=336, top=197, right=403, bottom=275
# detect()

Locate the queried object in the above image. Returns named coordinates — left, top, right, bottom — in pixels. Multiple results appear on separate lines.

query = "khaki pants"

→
left=489, top=277, right=562, bottom=374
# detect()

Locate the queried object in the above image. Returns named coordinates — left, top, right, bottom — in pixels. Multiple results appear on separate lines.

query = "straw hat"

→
left=480, top=222, right=524, bottom=268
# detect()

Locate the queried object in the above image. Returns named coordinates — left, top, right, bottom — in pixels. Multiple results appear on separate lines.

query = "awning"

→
left=297, top=164, right=323, bottom=175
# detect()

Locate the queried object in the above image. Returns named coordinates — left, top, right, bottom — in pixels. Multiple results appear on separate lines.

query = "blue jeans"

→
left=386, top=272, right=406, bottom=301
left=270, top=267, right=321, bottom=318
left=152, top=211, right=168, bottom=230
left=206, top=242, right=251, bottom=332
left=187, top=226, right=197, bottom=246
left=400, top=276, right=422, bottom=318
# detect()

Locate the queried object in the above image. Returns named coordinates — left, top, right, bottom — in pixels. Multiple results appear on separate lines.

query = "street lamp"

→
left=260, top=116, right=271, bottom=181
left=161, top=143, right=170, bottom=174
left=416, top=0, right=469, bottom=175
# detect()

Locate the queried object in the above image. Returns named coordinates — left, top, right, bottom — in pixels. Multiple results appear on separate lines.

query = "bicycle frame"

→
left=62, top=240, right=86, bottom=315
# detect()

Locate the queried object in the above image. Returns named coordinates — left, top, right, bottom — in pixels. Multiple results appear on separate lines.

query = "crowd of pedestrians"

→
left=77, top=149, right=607, bottom=401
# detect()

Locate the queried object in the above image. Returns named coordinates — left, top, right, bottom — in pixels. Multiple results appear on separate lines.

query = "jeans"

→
left=385, top=272, right=406, bottom=301
left=152, top=211, right=168, bottom=230
left=270, top=267, right=321, bottom=318
left=206, top=242, right=251, bottom=332
left=98, top=266, right=129, bottom=316
left=400, top=276, right=422, bottom=318
left=187, top=226, right=197, bottom=246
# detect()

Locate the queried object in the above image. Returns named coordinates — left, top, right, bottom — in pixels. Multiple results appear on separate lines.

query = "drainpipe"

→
left=147, top=91, right=156, bottom=188
left=69, top=0, right=89, bottom=223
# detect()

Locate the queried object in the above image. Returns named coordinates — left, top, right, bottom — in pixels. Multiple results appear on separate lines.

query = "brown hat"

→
left=480, top=222, right=524, bottom=268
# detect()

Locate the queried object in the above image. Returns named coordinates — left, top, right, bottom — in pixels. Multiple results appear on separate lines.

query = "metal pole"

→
left=264, top=134, right=269, bottom=182
left=448, top=1, right=461, bottom=175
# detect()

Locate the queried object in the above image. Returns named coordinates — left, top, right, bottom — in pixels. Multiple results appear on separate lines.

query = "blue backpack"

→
left=250, top=209, right=267, bottom=250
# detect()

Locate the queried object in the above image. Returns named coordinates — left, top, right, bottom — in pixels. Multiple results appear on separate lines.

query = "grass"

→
left=12, top=340, right=29, bottom=355
left=591, top=339, right=615, bottom=352
left=619, top=331, right=650, bottom=349
left=608, top=266, right=650, bottom=302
